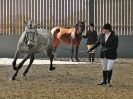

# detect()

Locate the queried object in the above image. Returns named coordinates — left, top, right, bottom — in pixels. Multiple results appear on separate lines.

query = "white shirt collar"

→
left=105, top=32, right=111, bottom=42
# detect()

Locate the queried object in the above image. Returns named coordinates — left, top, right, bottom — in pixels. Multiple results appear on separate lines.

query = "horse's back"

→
left=37, top=28, right=53, bottom=48
left=37, top=28, right=52, bottom=36
left=37, top=28, right=54, bottom=54
left=51, top=27, right=75, bottom=35
left=51, top=26, right=78, bottom=45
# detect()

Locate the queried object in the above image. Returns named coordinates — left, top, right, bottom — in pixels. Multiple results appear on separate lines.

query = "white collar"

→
left=105, top=32, right=111, bottom=42
left=105, top=32, right=111, bottom=36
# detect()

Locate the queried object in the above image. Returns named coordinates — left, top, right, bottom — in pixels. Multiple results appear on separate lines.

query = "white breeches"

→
left=101, top=58, right=115, bottom=71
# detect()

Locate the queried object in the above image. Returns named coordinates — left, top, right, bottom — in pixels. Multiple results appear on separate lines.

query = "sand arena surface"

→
left=0, top=58, right=133, bottom=99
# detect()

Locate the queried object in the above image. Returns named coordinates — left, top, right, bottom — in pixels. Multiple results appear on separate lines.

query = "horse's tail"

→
left=51, top=27, right=60, bottom=36
left=51, top=27, right=60, bottom=53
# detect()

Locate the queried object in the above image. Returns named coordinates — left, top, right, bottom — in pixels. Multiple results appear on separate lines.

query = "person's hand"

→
left=86, top=49, right=91, bottom=53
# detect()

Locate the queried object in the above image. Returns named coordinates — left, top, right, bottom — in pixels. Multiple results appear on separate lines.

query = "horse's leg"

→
left=47, top=49, right=55, bottom=70
left=70, top=45, right=74, bottom=62
left=10, top=54, right=30, bottom=80
left=12, top=50, right=20, bottom=71
left=75, top=45, right=80, bottom=62
left=53, top=46, right=57, bottom=53
left=49, top=54, right=55, bottom=70
left=22, top=54, right=34, bottom=77
left=53, top=38, right=60, bottom=59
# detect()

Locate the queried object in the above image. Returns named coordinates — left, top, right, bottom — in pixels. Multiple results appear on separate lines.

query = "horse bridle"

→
left=25, top=29, right=39, bottom=43
left=75, top=24, right=85, bottom=36
left=24, top=29, right=49, bottom=46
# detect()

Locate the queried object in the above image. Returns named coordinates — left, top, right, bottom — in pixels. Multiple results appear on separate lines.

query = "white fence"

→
left=0, top=0, right=133, bottom=35
left=0, top=0, right=89, bottom=35
left=94, top=0, right=133, bottom=35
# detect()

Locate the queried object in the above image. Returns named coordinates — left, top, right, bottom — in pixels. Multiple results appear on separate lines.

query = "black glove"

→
left=86, top=49, right=91, bottom=53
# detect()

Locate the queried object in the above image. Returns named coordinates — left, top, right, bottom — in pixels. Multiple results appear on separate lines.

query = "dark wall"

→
left=0, top=35, right=132, bottom=58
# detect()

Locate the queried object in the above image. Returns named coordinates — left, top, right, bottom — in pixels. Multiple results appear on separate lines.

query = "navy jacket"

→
left=90, top=32, right=118, bottom=59
left=83, top=30, right=98, bottom=45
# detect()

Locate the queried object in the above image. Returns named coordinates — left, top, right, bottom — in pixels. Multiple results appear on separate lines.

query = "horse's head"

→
left=24, top=20, right=39, bottom=30
left=75, top=20, right=86, bottom=35
left=24, top=26, right=39, bottom=49
left=23, top=20, right=41, bottom=49
left=24, top=20, right=34, bottom=30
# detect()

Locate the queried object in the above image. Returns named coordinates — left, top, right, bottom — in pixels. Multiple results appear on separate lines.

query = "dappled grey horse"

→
left=11, top=21, right=55, bottom=80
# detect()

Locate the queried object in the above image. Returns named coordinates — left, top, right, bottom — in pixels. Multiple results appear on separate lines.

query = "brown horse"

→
left=51, top=21, right=85, bottom=62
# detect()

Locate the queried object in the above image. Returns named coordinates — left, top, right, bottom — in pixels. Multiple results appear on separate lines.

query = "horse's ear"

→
left=84, top=20, right=87, bottom=23
left=30, top=20, right=32, bottom=22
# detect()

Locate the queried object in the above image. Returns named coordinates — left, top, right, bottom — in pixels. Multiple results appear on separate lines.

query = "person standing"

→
left=87, top=23, right=119, bottom=86
left=83, top=23, right=97, bottom=62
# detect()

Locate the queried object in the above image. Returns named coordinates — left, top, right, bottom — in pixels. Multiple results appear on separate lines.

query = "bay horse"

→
left=51, top=21, right=85, bottom=62
left=11, top=20, right=55, bottom=80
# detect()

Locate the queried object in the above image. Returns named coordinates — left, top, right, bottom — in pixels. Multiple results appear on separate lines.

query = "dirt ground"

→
left=0, top=58, right=133, bottom=99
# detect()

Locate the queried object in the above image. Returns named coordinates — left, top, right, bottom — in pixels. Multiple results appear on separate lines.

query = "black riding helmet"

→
left=103, top=23, right=112, bottom=32
left=90, top=23, right=94, bottom=27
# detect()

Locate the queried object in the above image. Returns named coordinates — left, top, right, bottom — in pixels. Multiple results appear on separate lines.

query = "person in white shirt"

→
left=87, top=23, right=119, bottom=86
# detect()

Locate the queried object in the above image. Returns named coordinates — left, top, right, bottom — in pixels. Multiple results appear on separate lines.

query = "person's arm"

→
left=107, top=35, right=118, bottom=50
left=101, top=35, right=118, bottom=52
left=87, top=40, right=100, bottom=53
left=93, top=31, right=98, bottom=42
left=96, top=31, right=98, bottom=41
left=87, top=33, right=103, bottom=53
left=82, top=31, right=89, bottom=38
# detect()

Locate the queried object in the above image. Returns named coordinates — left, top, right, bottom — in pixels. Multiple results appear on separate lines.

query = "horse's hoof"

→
left=70, top=59, right=73, bottom=62
left=50, top=67, right=56, bottom=71
left=10, top=76, right=16, bottom=80
left=76, top=59, right=80, bottom=62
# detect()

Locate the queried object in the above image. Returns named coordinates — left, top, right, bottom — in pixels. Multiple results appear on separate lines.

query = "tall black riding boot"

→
left=107, top=70, right=113, bottom=86
left=88, top=52, right=92, bottom=62
left=97, top=71, right=107, bottom=85
left=92, top=52, right=95, bottom=62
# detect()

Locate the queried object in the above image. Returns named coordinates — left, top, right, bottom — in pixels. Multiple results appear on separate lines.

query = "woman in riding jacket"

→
left=87, top=23, right=119, bottom=86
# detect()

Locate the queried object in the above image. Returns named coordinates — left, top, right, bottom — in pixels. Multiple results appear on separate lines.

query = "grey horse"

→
left=11, top=21, right=55, bottom=80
